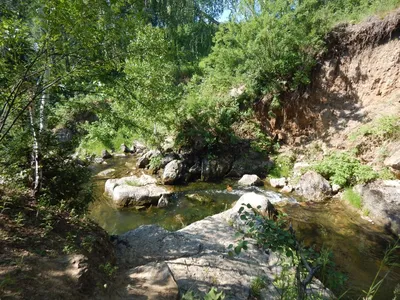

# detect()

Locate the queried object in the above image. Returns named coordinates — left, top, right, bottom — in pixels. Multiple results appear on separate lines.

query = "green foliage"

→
left=250, top=276, right=266, bottom=297
left=363, top=238, right=400, bottom=299
left=204, top=287, right=225, bottom=300
left=99, top=262, right=118, bottom=278
left=40, top=152, right=92, bottom=214
left=149, top=155, right=163, bottom=170
left=229, top=203, right=346, bottom=298
left=182, top=287, right=226, bottom=300
left=379, top=167, right=396, bottom=180
left=63, top=232, right=78, bottom=254
left=175, top=86, right=240, bottom=151
left=313, top=152, right=378, bottom=186
left=349, top=116, right=400, bottom=142
left=269, top=155, right=296, bottom=178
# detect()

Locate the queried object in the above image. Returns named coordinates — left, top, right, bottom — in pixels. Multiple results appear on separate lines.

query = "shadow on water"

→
left=89, top=156, right=400, bottom=300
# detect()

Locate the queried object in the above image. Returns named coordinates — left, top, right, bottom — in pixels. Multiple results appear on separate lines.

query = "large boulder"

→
left=161, top=153, right=179, bottom=169
left=114, top=192, right=328, bottom=299
left=132, top=140, right=147, bottom=154
left=162, top=160, right=183, bottom=185
left=295, top=171, right=331, bottom=201
left=238, top=174, right=264, bottom=186
left=136, top=150, right=161, bottom=169
left=201, top=156, right=233, bottom=181
left=105, top=175, right=170, bottom=207
left=226, top=151, right=273, bottom=178
left=355, top=180, right=400, bottom=235
left=384, top=143, right=400, bottom=171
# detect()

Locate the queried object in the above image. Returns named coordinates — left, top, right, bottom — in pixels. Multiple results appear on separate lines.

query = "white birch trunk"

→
left=29, top=107, right=41, bottom=193
left=39, top=68, right=50, bottom=133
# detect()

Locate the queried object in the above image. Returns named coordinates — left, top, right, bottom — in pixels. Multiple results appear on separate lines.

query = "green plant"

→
left=313, top=152, right=378, bottom=186
left=15, top=211, right=25, bottom=227
left=181, top=288, right=226, bottom=300
left=149, top=155, right=163, bottom=170
left=229, top=203, right=345, bottom=299
left=251, top=276, right=266, bottom=297
left=99, top=262, right=118, bottom=278
left=363, top=239, right=400, bottom=299
left=343, top=188, right=362, bottom=209
left=204, top=287, right=225, bottom=300
left=81, top=236, right=96, bottom=253
left=63, top=233, right=77, bottom=254
left=181, top=290, right=197, bottom=300
left=393, top=284, right=400, bottom=300
left=379, top=167, right=396, bottom=180
left=0, top=274, right=15, bottom=291
left=40, top=210, right=55, bottom=236
left=349, top=116, right=400, bottom=142
left=269, top=155, right=296, bottom=178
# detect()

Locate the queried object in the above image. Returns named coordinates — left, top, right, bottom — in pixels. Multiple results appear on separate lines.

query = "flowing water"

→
left=89, top=155, right=400, bottom=299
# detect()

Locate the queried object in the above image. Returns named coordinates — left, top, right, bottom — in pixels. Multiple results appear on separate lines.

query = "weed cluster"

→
left=313, top=152, right=378, bottom=186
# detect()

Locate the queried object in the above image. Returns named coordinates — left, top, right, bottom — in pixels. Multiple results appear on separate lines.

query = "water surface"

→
left=89, top=156, right=400, bottom=299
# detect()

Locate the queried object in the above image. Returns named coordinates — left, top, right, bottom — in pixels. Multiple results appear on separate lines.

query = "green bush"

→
left=269, top=155, right=296, bottom=178
left=313, top=152, right=378, bottom=186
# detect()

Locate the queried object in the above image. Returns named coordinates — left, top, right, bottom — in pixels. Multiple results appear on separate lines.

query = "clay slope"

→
left=273, top=9, right=400, bottom=158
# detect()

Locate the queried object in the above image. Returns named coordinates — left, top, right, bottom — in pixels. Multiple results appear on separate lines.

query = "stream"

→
left=89, top=155, right=400, bottom=299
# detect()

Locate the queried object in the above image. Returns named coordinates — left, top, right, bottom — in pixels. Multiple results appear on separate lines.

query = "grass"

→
left=251, top=276, right=266, bottom=297
left=349, top=116, right=400, bottom=142
left=343, top=188, right=362, bottom=209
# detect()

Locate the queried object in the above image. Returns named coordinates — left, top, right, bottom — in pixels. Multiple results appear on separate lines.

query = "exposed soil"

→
left=0, top=188, right=116, bottom=299
left=265, top=9, right=400, bottom=166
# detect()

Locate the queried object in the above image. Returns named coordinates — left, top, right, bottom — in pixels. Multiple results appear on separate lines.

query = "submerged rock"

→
left=355, top=180, right=400, bottom=235
left=186, top=193, right=213, bottom=204
left=295, top=171, right=331, bottom=201
left=157, top=194, right=169, bottom=208
left=96, top=168, right=115, bottom=177
left=238, top=174, right=264, bottom=186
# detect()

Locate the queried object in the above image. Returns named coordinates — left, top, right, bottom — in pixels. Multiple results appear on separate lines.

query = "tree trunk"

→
left=29, top=106, right=41, bottom=195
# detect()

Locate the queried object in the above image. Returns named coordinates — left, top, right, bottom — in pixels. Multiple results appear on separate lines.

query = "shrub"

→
left=269, top=155, right=296, bottom=178
left=313, top=152, right=378, bottom=186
